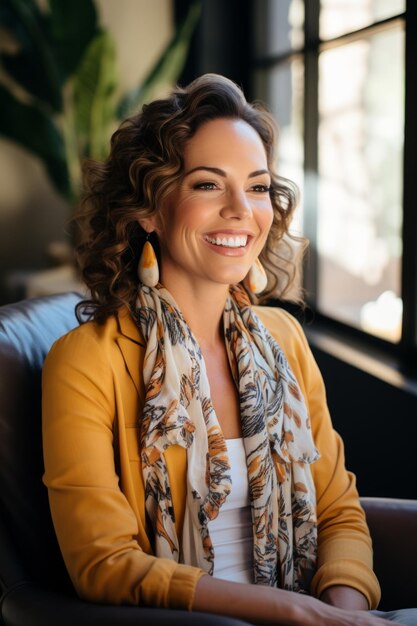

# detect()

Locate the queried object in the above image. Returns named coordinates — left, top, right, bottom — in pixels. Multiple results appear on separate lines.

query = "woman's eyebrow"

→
left=248, top=169, right=270, bottom=179
left=184, top=166, right=226, bottom=177
left=184, top=166, right=270, bottom=178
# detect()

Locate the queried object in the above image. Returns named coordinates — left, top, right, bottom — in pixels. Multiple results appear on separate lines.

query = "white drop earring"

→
left=137, top=234, right=159, bottom=287
left=245, top=257, right=268, bottom=294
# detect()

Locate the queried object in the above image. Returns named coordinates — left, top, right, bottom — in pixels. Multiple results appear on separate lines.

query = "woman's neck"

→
left=161, top=277, right=229, bottom=350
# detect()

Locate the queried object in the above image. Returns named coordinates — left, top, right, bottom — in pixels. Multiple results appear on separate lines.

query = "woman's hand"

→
left=192, top=575, right=400, bottom=625
left=298, top=599, right=402, bottom=626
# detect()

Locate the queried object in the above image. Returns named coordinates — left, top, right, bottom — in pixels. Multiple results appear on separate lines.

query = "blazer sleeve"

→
left=258, top=307, right=381, bottom=609
left=42, top=326, right=204, bottom=609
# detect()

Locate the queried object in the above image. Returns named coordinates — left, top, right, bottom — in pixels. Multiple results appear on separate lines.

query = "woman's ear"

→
left=138, top=216, right=157, bottom=234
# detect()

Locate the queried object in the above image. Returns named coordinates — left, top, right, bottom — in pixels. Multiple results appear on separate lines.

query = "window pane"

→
left=320, top=0, right=405, bottom=40
left=254, top=0, right=304, bottom=57
left=253, top=58, right=304, bottom=232
left=317, top=26, right=404, bottom=342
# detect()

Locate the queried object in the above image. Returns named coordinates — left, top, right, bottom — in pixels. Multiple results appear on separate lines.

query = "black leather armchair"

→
left=0, top=293, right=416, bottom=625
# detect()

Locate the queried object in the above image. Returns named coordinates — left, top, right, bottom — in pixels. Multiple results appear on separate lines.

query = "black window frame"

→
left=250, top=0, right=417, bottom=377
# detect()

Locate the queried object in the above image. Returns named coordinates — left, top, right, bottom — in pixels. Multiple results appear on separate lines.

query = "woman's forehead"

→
left=183, top=118, right=268, bottom=169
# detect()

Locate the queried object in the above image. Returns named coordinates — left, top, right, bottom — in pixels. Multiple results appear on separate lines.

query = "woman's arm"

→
left=42, top=324, right=204, bottom=609
left=192, top=575, right=390, bottom=626
left=255, top=307, right=381, bottom=610
left=301, top=346, right=380, bottom=609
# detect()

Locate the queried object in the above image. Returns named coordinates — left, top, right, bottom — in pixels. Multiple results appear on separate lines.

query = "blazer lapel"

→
left=115, top=309, right=146, bottom=399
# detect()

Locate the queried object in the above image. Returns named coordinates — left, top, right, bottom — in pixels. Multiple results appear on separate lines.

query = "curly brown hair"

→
left=75, top=73, right=305, bottom=323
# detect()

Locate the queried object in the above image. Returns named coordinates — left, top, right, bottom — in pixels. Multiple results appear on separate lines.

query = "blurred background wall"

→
left=0, top=0, right=173, bottom=303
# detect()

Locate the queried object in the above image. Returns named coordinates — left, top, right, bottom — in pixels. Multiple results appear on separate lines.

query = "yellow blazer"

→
left=42, top=305, right=380, bottom=610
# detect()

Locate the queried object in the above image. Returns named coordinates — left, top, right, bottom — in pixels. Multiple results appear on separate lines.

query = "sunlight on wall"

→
left=360, top=290, right=402, bottom=342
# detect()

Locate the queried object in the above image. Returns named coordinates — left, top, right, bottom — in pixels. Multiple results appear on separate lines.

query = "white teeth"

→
left=205, top=235, right=248, bottom=248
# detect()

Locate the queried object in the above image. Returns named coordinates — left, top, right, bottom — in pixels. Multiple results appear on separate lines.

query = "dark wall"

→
left=309, top=342, right=417, bottom=500
left=175, top=0, right=252, bottom=95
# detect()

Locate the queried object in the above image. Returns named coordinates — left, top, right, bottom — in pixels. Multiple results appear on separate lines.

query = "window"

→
left=252, top=0, right=416, bottom=368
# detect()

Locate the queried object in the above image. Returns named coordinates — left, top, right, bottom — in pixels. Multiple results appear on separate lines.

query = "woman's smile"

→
left=202, top=231, right=254, bottom=256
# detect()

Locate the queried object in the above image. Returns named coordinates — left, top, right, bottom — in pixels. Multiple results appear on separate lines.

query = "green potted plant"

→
left=0, top=0, right=200, bottom=204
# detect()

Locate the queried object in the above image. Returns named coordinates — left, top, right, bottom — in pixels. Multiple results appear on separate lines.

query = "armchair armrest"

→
left=361, top=497, right=417, bottom=610
left=0, top=582, right=253, bottom=626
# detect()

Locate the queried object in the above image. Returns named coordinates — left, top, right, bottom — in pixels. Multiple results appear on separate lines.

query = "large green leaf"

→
left=0, top=84, right=70, bottom=198
left=47, top=0, right=98, bottom=82
left=0, top=0, right=62, bottom=111
left=72, top=31, right=117, bottom=161
left=117, top=1, right=201, bottom=119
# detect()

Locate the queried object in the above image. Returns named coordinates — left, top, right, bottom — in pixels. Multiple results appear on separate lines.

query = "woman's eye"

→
left=193, top=181, right=217, bottom=190
left=251, top=184, right=271, bottom=193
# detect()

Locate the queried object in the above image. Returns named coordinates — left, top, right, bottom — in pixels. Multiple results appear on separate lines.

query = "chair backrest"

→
left=361, top=497, right=417, bottom=610
left=0, top=293, right=81, bottom=594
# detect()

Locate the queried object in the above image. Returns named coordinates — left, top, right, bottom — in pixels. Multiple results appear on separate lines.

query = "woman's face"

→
left=145, top=117, right=274, bottom=293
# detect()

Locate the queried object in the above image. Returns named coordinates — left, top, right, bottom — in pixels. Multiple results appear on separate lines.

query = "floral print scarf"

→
left=136, top=284, right=319, bottom=592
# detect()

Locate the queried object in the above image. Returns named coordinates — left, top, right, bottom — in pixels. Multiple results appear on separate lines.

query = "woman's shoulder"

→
left=252, top=305, right=316, bottom=389
left=48, top=312, right=118, bottom=350
left=253, top=305, right=324, bottom=401
left=44, top=306, right=143, bottom=367
left=253, top=305, right=308, bottom=353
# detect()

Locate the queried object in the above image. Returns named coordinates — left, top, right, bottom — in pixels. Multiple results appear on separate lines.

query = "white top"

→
left=209, top=437, right=254, bottom=583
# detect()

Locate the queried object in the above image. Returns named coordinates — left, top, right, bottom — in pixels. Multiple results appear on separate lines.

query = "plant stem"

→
left=60, top=85, right=82, bottom=205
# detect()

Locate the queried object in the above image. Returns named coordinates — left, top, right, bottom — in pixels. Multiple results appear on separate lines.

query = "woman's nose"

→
left=220, top=190, right=252, bottom=219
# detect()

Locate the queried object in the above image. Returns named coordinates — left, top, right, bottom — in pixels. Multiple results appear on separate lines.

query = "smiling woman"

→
left=74, top=74, right=300, bottom=324
left=42, top=74, right=416, bottom=626
left=138, top=118, right=274, bottom=305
